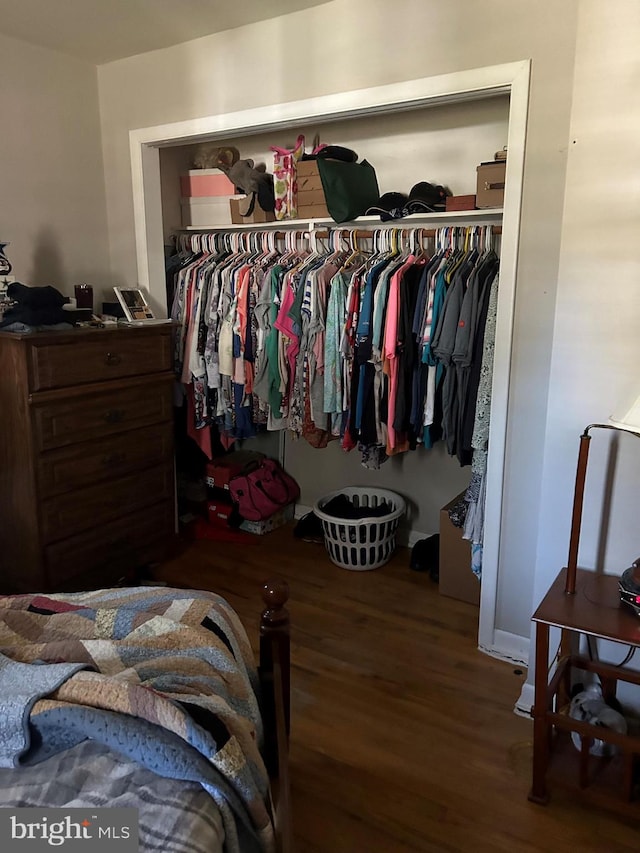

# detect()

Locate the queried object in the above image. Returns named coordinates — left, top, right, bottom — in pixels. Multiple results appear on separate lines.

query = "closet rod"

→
left=179, top=226, right=502, bottom=238
left=310, top=226, right=503, bottom=238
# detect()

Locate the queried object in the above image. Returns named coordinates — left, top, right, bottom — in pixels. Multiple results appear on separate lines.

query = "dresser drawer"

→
left=41, top=465, right=174, bottom=544
left=33, top=378, right=173, bottom=451
left=29, top=330, right=172, bottom=391
left=37, top=422, right=173, bottom=498
left=44, top=500, right=174, bottom=591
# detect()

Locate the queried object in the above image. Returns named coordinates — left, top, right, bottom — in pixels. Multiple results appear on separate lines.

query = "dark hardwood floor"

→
left=155, top=524, right=638, bottom=852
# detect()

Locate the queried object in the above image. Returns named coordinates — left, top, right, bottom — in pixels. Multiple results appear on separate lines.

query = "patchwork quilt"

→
left=0, top=586, right=274, bottom=853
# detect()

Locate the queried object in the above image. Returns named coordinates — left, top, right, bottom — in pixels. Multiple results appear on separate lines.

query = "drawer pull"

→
left=104, top=409, right=125, bottom=424
left=102, top=452, right=126, bottom=466
left=105, top=352, right=122, bottom=366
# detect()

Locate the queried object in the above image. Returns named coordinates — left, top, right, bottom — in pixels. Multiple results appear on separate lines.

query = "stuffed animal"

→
left=191, top=144, right=275, bottom=213
left=191, top=144, right=239, bottom=171
left=218, top=156, right=275, bottom=214
left=224, top=159, right=267, bottom=195
left=569, top=683, right=627, bottom=756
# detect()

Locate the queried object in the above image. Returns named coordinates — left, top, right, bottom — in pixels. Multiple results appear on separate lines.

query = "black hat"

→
left=404, top=182, right=448, bottom=213
left=365, top=191, right=409, bottom=222
left=300, top=145, right=358, bottom=163
left=316, top=145, right=358, bottom=162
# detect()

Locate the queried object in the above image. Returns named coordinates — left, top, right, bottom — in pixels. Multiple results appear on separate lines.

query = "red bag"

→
left=229, top=459, right=299, bottom=521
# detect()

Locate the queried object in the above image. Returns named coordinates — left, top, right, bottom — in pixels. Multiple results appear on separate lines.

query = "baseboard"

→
left=404, top=528, right=434, bottom=548
left=478, top=629, right=529, bottom=666
left=477, top=631, right=531, bottom=719
left=514, top=681, right=535, bottom=719
left=294, top=504, right=313, bottom=519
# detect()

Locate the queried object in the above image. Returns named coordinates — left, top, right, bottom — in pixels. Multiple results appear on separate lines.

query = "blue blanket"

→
left=0, top=653, right=88, bottom=768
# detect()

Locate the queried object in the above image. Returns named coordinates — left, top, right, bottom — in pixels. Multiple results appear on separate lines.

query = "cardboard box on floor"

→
left=439, top=492, right=480, bottom=606
left=240, top=503, right=295, bottom=535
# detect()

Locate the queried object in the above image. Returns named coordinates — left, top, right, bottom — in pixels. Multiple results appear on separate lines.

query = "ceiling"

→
left=0, top=0, right=329, bottom=65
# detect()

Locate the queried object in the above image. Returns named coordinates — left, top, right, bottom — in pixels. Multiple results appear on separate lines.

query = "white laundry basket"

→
left=313, top=487, right=406, bottom=571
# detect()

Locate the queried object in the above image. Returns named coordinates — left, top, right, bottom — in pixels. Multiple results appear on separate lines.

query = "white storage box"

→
left=180, top=196, right=240, bottom=228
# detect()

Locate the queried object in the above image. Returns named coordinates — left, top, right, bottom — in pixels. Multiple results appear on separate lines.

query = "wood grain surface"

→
left=155, top=525, right=639, bottom=852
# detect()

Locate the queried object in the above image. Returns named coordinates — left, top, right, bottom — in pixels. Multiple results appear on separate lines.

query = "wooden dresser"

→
left=0, top=325, right=175, bottom=593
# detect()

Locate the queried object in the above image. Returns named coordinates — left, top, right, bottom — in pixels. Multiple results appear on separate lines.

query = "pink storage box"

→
left=180, top=170, right=235, bottom=198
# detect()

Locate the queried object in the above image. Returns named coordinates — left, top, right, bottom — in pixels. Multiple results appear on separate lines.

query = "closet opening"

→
left=162, top=98, right=508, bottom=563
left=130, top=61, right=530, bottom=664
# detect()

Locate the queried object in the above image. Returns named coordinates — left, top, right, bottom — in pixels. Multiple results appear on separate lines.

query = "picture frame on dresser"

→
left=114, top=286, right=155, bottom=321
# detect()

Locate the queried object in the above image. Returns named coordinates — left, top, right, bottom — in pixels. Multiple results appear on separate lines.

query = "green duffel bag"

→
left=316, top=158, right=380, bottom=223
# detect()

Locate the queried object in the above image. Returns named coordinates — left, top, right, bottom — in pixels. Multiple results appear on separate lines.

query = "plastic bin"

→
left=313, top=487, right=406, bottom=571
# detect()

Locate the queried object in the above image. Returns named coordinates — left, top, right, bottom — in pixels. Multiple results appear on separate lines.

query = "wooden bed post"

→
left=260, top=578, right=290, bottom=735
left=259, top=577, right=292, bottom=853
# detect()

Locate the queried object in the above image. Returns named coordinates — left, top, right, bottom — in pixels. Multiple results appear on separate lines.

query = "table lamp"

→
left=565, top=392, right=640, bottom=608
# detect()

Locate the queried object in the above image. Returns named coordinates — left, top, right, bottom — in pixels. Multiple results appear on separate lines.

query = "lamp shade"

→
left=609, top=392, right=640, bottom=433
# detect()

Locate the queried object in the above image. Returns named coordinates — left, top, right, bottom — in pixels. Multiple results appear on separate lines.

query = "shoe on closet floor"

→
left=293, top=511, right=324, bottom=543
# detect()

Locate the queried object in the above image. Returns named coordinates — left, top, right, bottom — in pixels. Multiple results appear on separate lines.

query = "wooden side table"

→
left=529, top=567, right=640, bottom=805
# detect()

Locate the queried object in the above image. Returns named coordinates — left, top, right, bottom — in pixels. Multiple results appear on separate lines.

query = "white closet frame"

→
left=129, top=60, right=531, bottom=664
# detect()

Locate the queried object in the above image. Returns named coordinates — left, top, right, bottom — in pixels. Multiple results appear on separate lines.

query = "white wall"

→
left=525, top=0, right=640, bottom=706
left=0, top=33, right=109, bottom=296
left=98, top=0, right=579, bottom=647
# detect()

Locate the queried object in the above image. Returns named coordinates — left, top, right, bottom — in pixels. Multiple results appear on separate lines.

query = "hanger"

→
left=255, top=229, right=275, bottom=265
left=340, top=229, right=360, bottom=268
left=245, top=229, right=263, bottom=264
left=325, top=228, right=346, bottom=266
left=308, top=227, right=321, bottom=260
left=484, top=224, right=493, bottom=254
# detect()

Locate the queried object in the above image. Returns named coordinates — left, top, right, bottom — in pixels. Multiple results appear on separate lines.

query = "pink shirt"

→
left=384, top=255, right=415, bottom=451
left=274, top=278, right=298, bottom=408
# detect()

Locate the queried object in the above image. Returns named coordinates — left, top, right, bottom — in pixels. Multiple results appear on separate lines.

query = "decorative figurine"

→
left=0, top=242, right=11, bottom=276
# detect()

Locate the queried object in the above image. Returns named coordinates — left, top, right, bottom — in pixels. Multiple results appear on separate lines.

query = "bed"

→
left=0, top=579, right=291, bottom=853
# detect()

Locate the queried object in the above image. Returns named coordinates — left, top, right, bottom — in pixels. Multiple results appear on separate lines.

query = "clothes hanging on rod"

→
left=167, top=225, right=500, bottom=472
left=462, top=271, right=499, bottom=578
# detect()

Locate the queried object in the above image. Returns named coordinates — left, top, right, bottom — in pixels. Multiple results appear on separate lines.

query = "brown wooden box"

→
left=296, top=160, right=330, bottom=217
left=445, top=194, right=477, bottom=212
left=476, top=161, right=506, bottom=209
left=297, top=188, right=326, bottom=206
left=439, top=492, right=480, bottom=606
left=296, top=159, right=323, bottom=180
left=297, top=201, right=330, bottom=219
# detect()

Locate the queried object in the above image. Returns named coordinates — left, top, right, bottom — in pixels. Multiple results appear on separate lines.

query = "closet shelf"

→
left=181, top=208, right=503, bottom=232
